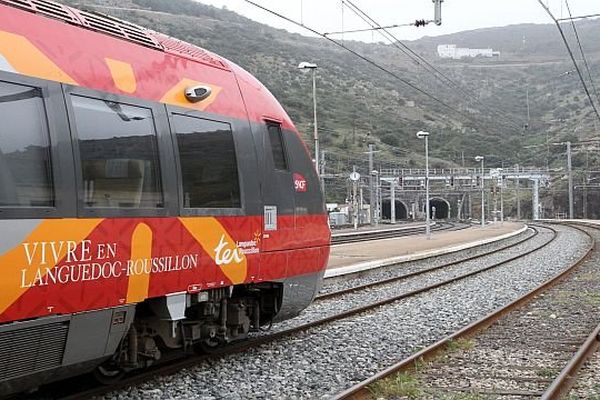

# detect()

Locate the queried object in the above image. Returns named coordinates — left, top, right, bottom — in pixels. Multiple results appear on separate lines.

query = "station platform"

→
left=325, top=222, right=526, bottom=278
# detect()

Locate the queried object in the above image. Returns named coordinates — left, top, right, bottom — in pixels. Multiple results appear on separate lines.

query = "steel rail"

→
left=55, top=225, right=555, bottom=400
left=543, top=322, right=600, bottom=399
left=317, top=226, right=537, bottom=300
left=331, top=222, right=463, bottom=245
left=333, top=222, right=593, bottom=400
left=541, top=221, right=600, bottom=399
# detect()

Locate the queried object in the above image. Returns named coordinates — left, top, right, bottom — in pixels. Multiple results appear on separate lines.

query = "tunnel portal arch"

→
left=429, top=197, right=450, bottom=219
left=382, top=200, right=408, bottom=221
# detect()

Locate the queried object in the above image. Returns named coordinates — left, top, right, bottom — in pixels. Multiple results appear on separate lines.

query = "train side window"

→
left=267, top=123, right=288, bottom=171
left=172, top=114, right=241, bottom=209
left=0, top=81, right=53, bottom=207
left=70, top=95, right=163, bottom=208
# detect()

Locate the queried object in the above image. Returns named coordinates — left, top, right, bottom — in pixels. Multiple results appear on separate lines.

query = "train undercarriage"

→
left=0, top=283, right=285, bottom=396
left=93, top=283, right=283, bottom=382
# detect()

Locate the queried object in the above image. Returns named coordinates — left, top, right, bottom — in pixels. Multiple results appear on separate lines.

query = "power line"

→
left=556, top=12, right=600, bottom=22
left=537, top=0, right=600, bottom=122
left=324, top=22, right=414, bottom=36
left=564, top=0, right=600, bottom=108
left=243, top=0, right=477, bottom=122
left=341, top=0, right=525, bottom=133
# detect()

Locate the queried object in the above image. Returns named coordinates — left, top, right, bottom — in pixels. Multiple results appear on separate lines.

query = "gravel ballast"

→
left=569, top=349, right=600, bottom=399
left=375, top=223, right=600, bottom=399
left=321, top=227, right=534, bottom=295
left=102, top=224, right=590, bottom=400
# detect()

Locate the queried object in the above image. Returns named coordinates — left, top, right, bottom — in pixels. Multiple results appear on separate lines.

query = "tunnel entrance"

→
left=382, top=200, right=408, bottom=221
left=429, top=198, right=450, bottom=219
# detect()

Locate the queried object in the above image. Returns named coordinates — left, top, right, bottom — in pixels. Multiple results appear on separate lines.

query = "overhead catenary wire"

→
left=243, top=0, right=485, bottom=124
left=556, top=12, right=600, bottom=22
left=244, top=0, right=545, bottom=172
left=537, top=0, right=600, bottom=123
left=341, top=0, right=525, bottom=133
left=324, top=22, right=414, bottom=36
left=564, top=0, right=600, bottom=109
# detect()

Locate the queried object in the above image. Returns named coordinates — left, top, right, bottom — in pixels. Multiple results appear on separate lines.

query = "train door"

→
left=261, top=121, right=295, bottom=254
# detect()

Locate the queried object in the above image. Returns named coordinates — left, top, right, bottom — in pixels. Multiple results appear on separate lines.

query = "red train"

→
left=0, top=0, right=330, bottom=394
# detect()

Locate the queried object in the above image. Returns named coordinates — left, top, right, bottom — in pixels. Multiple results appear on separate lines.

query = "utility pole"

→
left=433, top=0, right=443, bottom=25
left=312, top=67, right=319, bottom=178
left=585, top=150, right=589, bottom=219
left=425, top=137, right=430, bottom=237
left=492, top=172, right=498, bottom=223
left=500, top=173, right=504, bottom=223
left=554, top=141, right=575, bottom=219
left=297, top=62, right=319, bottom=183
left=526, top=85, right=530, bottom=129
left=368, top=144, right=375, bottom=225
left=515, top=164, right=521, bottom=220
left=351, top=166, right=359, bottom=230
left=475, top=156, right=485, bottom=227
left=359, top=187, right=364, bottom=224
left=320, top=150, right=326, bottom=201
left=417, top=131, right=431, bottom=238
left=532, top=179, right=540, bottom=220
left=567, top=141, right=574, bottom=219
left=583, top=176, right=588, bottom=219
left=468, top=192, right=472, bottom=219
left=390, top=179, right=396, bottom=224
left=378, top=174, right=382, bottom=224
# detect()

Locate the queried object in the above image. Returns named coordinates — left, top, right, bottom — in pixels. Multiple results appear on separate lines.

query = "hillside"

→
left=59, top=0, right=600, bottom=201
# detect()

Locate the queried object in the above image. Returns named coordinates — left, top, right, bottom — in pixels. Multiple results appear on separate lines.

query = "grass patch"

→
left=446, top=338, right=475, bottom=352
left=368, top=372, right=422, bottom=399
left=536, top=367, right=557, bottom=379
left=566, top=394, right=600, bottom=400
left=555, top=289, right=600, bottom=307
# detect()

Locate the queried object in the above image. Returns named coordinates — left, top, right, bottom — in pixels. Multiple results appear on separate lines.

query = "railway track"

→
left=39, top=224, right=560, bottom=400
left=331, top=221, right=464, bottom=245
left=334, top=222, right=600, bottom=400
left=318, top=226, right=537, bottom=300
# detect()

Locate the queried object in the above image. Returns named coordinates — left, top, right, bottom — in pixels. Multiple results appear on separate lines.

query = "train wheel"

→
left=195, top=337, right=222, bottom=354
left=93, top=362, right=125, bottom=385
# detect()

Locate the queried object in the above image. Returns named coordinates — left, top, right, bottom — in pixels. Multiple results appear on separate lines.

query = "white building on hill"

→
left=437, top=44, right=500, bottom=59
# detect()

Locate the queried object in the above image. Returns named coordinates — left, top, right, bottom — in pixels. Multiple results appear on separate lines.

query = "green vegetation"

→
left=566, top=395, right=600, bottom=400
left=536, top=367, right=558, bottom=379
left=368, top=372, right=422, bottom=399
left=62, top=0, right=600, bottom=206
left=446, top=338, right=475, bottom=352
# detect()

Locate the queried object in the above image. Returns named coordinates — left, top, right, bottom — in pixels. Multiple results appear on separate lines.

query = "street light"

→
left=499, top=168, right=504, bottom=224
left=417, top=131, right=431, bottom=239
left=298, top=62, right=319, bottom=180
left=475, top=156, right=485, bottom=227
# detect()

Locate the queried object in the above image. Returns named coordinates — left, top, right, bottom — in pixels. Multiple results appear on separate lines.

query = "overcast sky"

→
left=195, top=0, right=600, bottom=41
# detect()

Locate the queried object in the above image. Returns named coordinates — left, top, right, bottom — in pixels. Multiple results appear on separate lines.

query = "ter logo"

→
left=293, top=173, right=307, bottom=192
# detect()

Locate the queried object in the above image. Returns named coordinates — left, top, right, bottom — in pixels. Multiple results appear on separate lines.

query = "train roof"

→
left=1, top=0, right=230, bottom=70
left=0, top=0, right=297, bottom=130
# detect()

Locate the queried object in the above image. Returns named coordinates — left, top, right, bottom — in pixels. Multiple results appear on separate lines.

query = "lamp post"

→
left=475, top=156, right=485, bottom=227
left=298, top=62, right=319, bottom=180
left=417, top=131, right=431, bottom=239
left=499, top=169, right=504, bottom=223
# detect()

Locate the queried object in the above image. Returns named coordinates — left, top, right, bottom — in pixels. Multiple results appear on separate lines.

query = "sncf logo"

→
left=293, top=173, right=307, bottom=192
